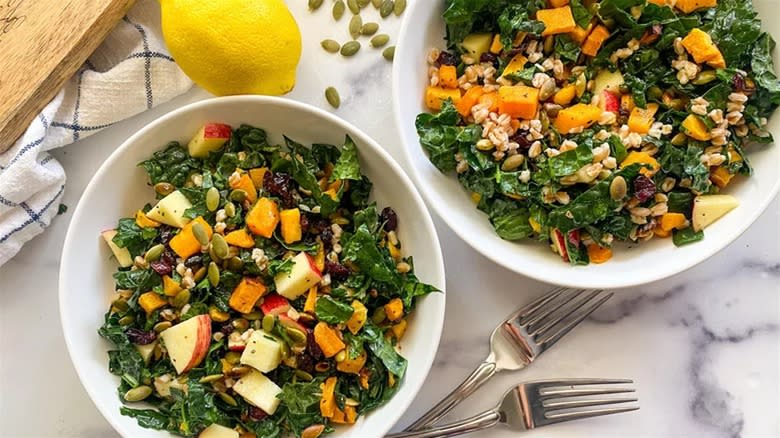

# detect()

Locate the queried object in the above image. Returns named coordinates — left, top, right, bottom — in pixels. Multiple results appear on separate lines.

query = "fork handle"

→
left=387, top=409, right=500, bottom=438
left=404, top=359, right=497, bottom=431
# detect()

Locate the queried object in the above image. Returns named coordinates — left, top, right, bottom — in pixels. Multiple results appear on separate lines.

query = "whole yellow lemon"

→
left=160, top=0, right=302, bottom=96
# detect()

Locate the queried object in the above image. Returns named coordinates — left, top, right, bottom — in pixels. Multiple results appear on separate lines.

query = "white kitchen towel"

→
left=0, top=0, right=193, bottom=267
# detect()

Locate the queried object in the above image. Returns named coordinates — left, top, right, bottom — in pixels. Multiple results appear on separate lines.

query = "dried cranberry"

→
left=263, top=171, right=295, bottom=208
left=218, top=322, right=234, bottom=335
left=307, top=330, right=324, bottom=360
left=156, top=226, right=176, bottom=245
left=479, top=52, right=498, bottom=66
left=633, top=175, right=657, bottom=203
left=320, top=227, right=334, bottom=246
left=436, top=51, right=458, bottom=66
left=297, top=354, right=315, bottom=373
left=184, top=255, right=202, bottom=269
left=380, top=207, right=398, bottom=231
left=150, top=250, right=176, bottom=276
left=509, top=130, right=532, bottom=149
left=306, top=216, right=329, bottom=235
left=325, top=260, right=350, bottom=282
left=247, top=406, right=268, bottom=421
left=300, top=214, right=310, bottom=234
left=126, top=328, right=157, bottom=345
left=732, top=73, right=746, bottom=92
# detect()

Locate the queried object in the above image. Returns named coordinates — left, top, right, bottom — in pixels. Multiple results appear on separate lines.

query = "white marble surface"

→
left=1, top=1, right=779, bottom=437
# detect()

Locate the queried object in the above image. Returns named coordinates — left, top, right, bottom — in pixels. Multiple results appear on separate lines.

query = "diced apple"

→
left=188, top=123, right=232, bottom=158
left=101, top=230, right=133, bottom=267
left=461, top=33, right=493, bottom=60
left=551, top=228, right=569, bottom=262
left=274, top=252, right=322, bottom=300
left=692, top=195, right=738, bottom=232
left=240, top=330, right=282, bottom=373
left=592, top=69, right=624, bottom=97
left=227, top=331, right=246, bottom=352
left=160, top=315, right=212, bottom=374
left=199, top=424, right=239, bottom=438
left=135, top=341, right=157, bottom=365
left=146, top=190, right=193, bottom=228
left=599, top=91, right=620, bottom=113
left=233, top=370, right=282, bottom=415
left=259, top=294, right=291, bottom=317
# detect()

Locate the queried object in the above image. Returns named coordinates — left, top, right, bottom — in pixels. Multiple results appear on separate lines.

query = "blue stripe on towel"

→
left=0, top=185, right=65, bottom=244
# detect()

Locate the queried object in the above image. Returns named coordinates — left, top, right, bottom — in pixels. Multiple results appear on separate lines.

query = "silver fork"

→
left=405, top=287, right=613, bottom=431
left=388, top=379, right=638, bottom=438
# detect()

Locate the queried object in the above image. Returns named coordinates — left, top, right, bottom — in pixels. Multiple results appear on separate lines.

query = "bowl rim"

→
left=391, top=0, right=780, bottom=289
left=59, top=95, right=447, bottom=438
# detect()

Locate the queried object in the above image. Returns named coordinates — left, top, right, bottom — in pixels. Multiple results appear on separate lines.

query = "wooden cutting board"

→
left=0, top=0, right=135, bottom=152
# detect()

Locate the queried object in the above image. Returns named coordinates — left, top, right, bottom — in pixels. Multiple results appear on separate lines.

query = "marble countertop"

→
left=1, top=1, right=778, bottom=436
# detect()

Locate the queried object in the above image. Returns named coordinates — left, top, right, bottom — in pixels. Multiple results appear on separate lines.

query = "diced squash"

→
left=553, top=103, right=601, bottom=133
left=660, top=213, right=688, bottom=231
left=359, top=369, right=370, bottom=389
left=169, top=216, right=212, bottom=259
left=224, top=229, right=256, bottom=248
left=384, top=298, right=404, bottom=322
left=230, top=173, right=258, bottom=204
left=246, top=197, right=280, bottom=238
left=455, top=86, right=484, bottom=117
left=346, top=300, right=368, bottom=334
left=681, top=114, right=712, bottom=141
left=387, top=240, right=402, bottom=261
left=498, top=85, right=539, bottom=119
left=553, top=84, right=577, bottom=106
left=529, top=217, right=542, bottom=233
left=728, top=147, right=743, bottom=163
left=471, top=192, right=482, bottom=204
left=621, top=94, right=635, bottom=112
left=654, top=227, right=672, bottom=238
left=425, top=86, right=461, bottom=111
left=163, top=275, right=182, bottom=297
left=279, top=208, right=302, bottom=244
left=439, top=65, right=458, bottom=89
left=139, top=292, right=167, bottom=313
left=537, top=7, right=576, bottom=36
left=681, top=28, right=723, bottom=65
left=135, top=210, right=160, bottom=228
left=627, top=103, right=659, bottom=134
left=229, top=277, right=267, bottom=314
left=478, top=92, right=500, bottom=113
left=489, top=34, right=504, bottom=54
left=320, top=377, right=337, bottom=418
left=391, top=319, right=408, bottom=340
left=707, top=51, right=726, bottom=69
left=647, top=0, right=667, bottom=5
left=501, top=54, right=528, bottom=78
left=620, top=151, right=660, bottom=176
left=586, top=244, right=613, bottom=264
left=336, top=348, right=367, bottom=374
left=322, top=188, right=338, bottom=201
left=248, top=167, right=268, bottom=190
left=331, top=406, right=357, bottom=424
left=582, top=25, right=610, bottom=57
left=304, top=286, right=318, bottom=313
left=549, top=0, right=570, bottom=7
left=314, top=322, right=346, bottom=358
left=569, top=22, right=593, bottom=45
left=710, top=166, right=734, bottom=188
left=676, top=0, right=717, bottom=14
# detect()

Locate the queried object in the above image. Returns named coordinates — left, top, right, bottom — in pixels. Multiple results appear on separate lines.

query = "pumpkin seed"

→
left=345, top=397, right=360, bottom=406
left=382, top=46, right=395, bottom=61
left=232, top=318, right=250, bottom=332
left=321, top=39, right=341, bottom=53
left=648, top=86, right=663, bottom=101
left=371, top=0, right=381, bottom=7
left=379, top=0, right=393, bottom=17
left=315, top=362, right=330, bottom=373
left=671, top=132, right=688, bottom=146
left=298, top=312, right=317, bottom=326
left=224, top=202, right=236, bottom=218
left=347, top=0, right=359, bottom=14
left=332, top=0, right=345, bottom=19
left=575, top=73, right=587, bottom=98
left=340, top=41, right=361, bottom=57
left=208, top=261, right=220, bottom=287
left=361, top=22, right=379, bottom=36
left=610, top=176, right=627, bottom=201
left=205, top=187, right=220, bottom=212
left=154, top=182, right=175, bottom=196
left=199, top=374, right=224, bottom=384
left=227, top=256, right=244, bottom=272
left=295, top=370, right=314, bottom=381
left=280, top=341, right=290, bottom=360
left=308, top=0, right=323, bottom=11
left=262, top=314, right=275, bottom=332
left=230, top=366, right=251, bottom=377
left=211, top=234, right=229, bottom=259
left=229, top=189, right=247, bottom=203
left=335, top=350, right=347, bottom=362
left=153, top=321, right=172, bottom=333
left=357, top=0, right=370, bottom=7
left=370, top=34, right=390, bottom=48
left=172, top=289, right=191, bottom=308
left=118, top=315, right=135, bottom=326
left=144, top=244, right=165, bottom=262
left=543, top=35, right=555, bottom=54
left=192, top=222, right=210, bottom=246
left=124, top=386, right=152, bottom=402
left=302, top=424, right=326, bottom=438
left=193, top=266, right=207, bottom=282
left=244, top=311, right=262, bottom=321
left=218, top=392, right=238, bottom=406
left=111, top=298, right=129, bottom=313
left=209, top=305, right=230, bottom=322
left=372, top=307, right=386, bottom=324
left=286, top=327, right=308, bottom=345
left=225, top=351, right=241, bottom=365
left=393, top=0, right=406, bottom=15
left=349, top=15, right=362, bottom=39
left=501, top=154, right=525, bottom=171
left=693, top=70, right=717, bottom=85
left=325, top=87, right=341, bottom=109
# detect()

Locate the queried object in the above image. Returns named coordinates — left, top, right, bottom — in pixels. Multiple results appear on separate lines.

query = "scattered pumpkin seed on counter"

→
left=98, top=122, right=438, bottom=436
left=325, top=86, right=341, bottom=108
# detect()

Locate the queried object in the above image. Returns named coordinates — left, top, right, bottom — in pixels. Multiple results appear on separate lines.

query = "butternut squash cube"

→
left=681, top=114, right=712, bottom=141
left=439, top=65, right=458, bottom=89
left=229, top=277, right=267, bottom=314
left=331, top=405, right=357, bottom=424
left=230, top=173, right=258, bottom=204
left=660, top=213, right=688, bottom=231
left=455, top=85, right=485, bottom=117
left=224, top=229, right=256, bottom=249
left=248, top=167, right=268, bottom=190
left=336, top=348, right=367, bottom=374
left=582, top=25, right=610, bottom=57
left=304, top=286, right=318, bottom=313
left=246, top=197, right=280, bottom=238
left=498, top=85, right=539, bottom=119
left=489, top=34, right=504, bottom=54
left=553, top=103, right=602, bottom=133
left=710, top=166, right=735, bottom=188
left=163, top=275, right=182, bottom=297
left=681, top=28, right=723, bottom=65
left=553, top=84, right=577, bottom=106
left=537, top=7, right=576, bottom=36
left=676, top=0, right=717, bottom=14
left=425, top=86, right=461, bottom=111
left=627, top=103, right=659, bottom=134
left=169, top=216, right=212, bottom=259
left=391, top=319, right=408, bottom=340
left=346, top=300, right=368, bottom=334
left=549, top=0, right=570, bottom=7
left=501, top=54, right=529, bottom=78
left=135, top=210, right=160, bottom=228
left=478, top=92, right=500, bottom=113
left=139, top=292, right=167, bottom=314
left=569, top=22, right=593, bottom=45
left=620, top=151, right=660, bottom=176
left=280, top=208, right=302, bottom=244
left=384, top=298, right=404, bottom=322
left=314, top=322, right=346, bottom=358
left=320, top=376, right=337, bottom=418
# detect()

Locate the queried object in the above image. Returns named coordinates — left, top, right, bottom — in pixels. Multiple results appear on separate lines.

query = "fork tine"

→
left=537, top=291, right=613, bottom=348
left=516, top=287, right=568, bottom=319
left=521, top=288, right=586, bottom=327
left=539, top=387, right=636, bottom=398
left=543, top=397, right=638, bottom=410
left=543, top=406, right=639, bottom=424
left=538, top=378, right=634, bottom=387
left=528, top=289, right=603, bottom=336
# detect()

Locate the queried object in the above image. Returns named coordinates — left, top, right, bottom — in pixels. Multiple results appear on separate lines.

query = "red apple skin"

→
left=278, top=315, right=307, bottom=333
left=552, top=229, right=569, bottom=263
left=304, top=253, right=322, bottom=278
left=203, top=123, right=232, bottom=140
left=602, top=91, right=620, bottom=113
left=567, top=229, right=580, bottom=247
left=182, top=315, right=212, bottom=373
left=228, top=332, right=246, bottom=352
left=259, top=294, right=291, bottom=317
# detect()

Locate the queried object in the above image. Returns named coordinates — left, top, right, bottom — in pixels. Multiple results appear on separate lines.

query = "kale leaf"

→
left=315, top=296, right=355, bottom=324
left=330, top=135, right=362, bottom=182
left=112, top=218, right=157, bottom=258
left=139, top=142, right=200, bottom=187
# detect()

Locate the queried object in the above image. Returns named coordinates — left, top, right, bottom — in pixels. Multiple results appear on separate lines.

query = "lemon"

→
left=160, top=0, right=302, bottom=96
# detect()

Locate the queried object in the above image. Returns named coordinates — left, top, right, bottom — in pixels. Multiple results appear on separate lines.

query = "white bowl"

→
left=393, top=0, right=780, bottom=289
left=59, top=96, right=446, bottom=438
